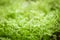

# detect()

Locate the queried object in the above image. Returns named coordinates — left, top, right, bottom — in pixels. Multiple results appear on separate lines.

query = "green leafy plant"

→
left=0, top=0, right=60, bottom=40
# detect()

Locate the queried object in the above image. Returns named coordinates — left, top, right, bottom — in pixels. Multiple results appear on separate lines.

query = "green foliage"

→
left=0, top=0, right=60, bottom=40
